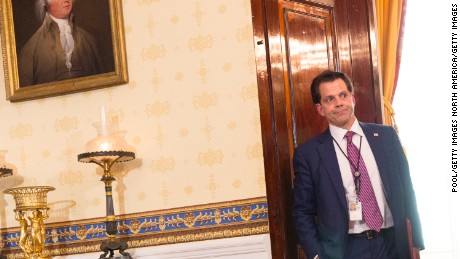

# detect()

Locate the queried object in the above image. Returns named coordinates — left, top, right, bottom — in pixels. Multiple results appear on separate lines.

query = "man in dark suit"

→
left=292, top=70, right=424, bottom=259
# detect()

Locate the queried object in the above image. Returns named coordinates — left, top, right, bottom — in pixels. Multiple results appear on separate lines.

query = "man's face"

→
left=315, top=78, right=356, bottom=129
left=47, top=0, right=73, bottom=19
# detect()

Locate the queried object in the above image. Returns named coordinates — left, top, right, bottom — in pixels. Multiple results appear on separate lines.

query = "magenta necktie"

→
left=345, top=131, right=383, bottom=231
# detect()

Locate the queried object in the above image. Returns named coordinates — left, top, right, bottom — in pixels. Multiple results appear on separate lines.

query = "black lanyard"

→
left=333, top=135, right=363, bottom=195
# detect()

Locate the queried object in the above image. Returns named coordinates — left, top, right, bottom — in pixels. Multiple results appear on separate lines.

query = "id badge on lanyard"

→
left=348, top=196, right=362, bottom=221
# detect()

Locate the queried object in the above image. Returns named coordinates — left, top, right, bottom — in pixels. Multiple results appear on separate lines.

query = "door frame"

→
left=250, top=0, right=383, bottom=258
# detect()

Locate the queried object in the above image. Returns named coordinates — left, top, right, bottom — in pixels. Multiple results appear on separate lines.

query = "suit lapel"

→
left=317, top=129, right=347, bottom=209
left=360, top=123, right=392, bottom=197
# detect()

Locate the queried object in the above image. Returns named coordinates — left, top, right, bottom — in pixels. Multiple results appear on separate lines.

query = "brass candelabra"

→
left=78, top=151, right=134, bottom=258
left=79, top=107, right=135, bottom=258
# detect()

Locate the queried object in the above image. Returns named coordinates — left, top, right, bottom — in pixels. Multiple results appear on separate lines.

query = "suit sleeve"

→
left=18, top=37, right=37, bottom=87
left=292, top=147, right=324, bottom=258
left=391, top=127, right=425, bottom=250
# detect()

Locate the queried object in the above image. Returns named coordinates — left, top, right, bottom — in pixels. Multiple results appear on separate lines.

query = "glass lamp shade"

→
left=79, top=120, right=135, bottom=163
left=85, top=121, right=134, bottom=152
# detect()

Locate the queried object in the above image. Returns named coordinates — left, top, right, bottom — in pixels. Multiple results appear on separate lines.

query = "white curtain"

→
left=392, top=1, right=460, bottom=258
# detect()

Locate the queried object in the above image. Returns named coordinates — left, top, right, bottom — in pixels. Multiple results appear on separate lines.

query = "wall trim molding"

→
left=54, top=234, right=272, bottom=258
left=0, top=197, right=269, bottom=258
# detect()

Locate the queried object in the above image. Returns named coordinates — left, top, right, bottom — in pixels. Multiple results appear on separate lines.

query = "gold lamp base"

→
left=4, top=186, right=55, bottom=259
left=78, top=151, right=134, bottom=258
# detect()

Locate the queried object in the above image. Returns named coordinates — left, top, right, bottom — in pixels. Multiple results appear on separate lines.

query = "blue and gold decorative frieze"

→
left=1, top=197, right=269, bottom=257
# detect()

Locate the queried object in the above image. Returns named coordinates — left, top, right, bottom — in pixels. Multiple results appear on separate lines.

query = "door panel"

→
left=280, top=3, right=336, bottom=258
left=280, top=1, right=335, bottom=149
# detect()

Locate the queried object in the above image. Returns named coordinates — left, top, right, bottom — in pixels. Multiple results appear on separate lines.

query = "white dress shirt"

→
left=330, top=120, right=394, bottom=233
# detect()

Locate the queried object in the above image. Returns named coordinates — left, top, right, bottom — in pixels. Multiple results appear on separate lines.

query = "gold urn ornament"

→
left=4, top=186, right=55, bottom=259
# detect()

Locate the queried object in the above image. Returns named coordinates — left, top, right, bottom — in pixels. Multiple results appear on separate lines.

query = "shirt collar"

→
left=43, top=13, right=76, bottom=36
left=329, top=119, right=364, bottom=141
left=48, top=13, right=69, bottom=26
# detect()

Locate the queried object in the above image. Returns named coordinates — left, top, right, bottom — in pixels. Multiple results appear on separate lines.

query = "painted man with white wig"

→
left=18, top=0, right=104, bottom=87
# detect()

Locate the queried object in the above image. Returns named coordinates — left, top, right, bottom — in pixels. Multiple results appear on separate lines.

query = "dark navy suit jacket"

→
left=292, top=122, right=424, bottom=259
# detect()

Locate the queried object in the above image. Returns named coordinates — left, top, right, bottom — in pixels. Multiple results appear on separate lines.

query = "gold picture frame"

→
left=0, top=0, right=128, bottom=102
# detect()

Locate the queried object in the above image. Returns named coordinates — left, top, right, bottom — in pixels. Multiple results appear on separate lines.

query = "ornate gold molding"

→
left=1, top=197, right=269, bottom=257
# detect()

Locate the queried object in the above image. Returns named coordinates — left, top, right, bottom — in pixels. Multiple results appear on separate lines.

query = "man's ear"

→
left=316, top=103, right=325, bottom=117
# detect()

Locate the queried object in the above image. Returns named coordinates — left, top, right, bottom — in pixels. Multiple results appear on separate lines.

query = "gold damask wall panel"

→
left=0, top=0, right=264, bottom=230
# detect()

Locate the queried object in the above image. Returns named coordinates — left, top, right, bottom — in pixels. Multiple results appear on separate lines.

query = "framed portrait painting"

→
left=0, top=0, right=128, bottom=102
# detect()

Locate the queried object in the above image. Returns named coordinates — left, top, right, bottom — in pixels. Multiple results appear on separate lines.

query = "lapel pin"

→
left=374, top=133, right=379, bottom=136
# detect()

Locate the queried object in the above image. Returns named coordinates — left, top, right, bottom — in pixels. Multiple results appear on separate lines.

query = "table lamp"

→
left=77, top=107, right=135, bottom=258
left=0, top=150, right=13, bottom=259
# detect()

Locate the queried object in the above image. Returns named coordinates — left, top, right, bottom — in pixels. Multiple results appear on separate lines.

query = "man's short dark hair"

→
left=310, top=70, right=354, bottom=104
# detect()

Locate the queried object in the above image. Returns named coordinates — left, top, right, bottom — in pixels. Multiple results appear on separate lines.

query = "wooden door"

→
left=250, top=0, right=382, bottom=258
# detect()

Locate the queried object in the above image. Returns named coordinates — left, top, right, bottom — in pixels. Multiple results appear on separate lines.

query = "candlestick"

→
left=100, top=106, right=108, bottom=136
left=78, top=111, right=134, bottom=258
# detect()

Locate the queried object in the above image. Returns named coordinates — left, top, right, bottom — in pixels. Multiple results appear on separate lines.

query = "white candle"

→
left=100, top=106, right=107, bottom=135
